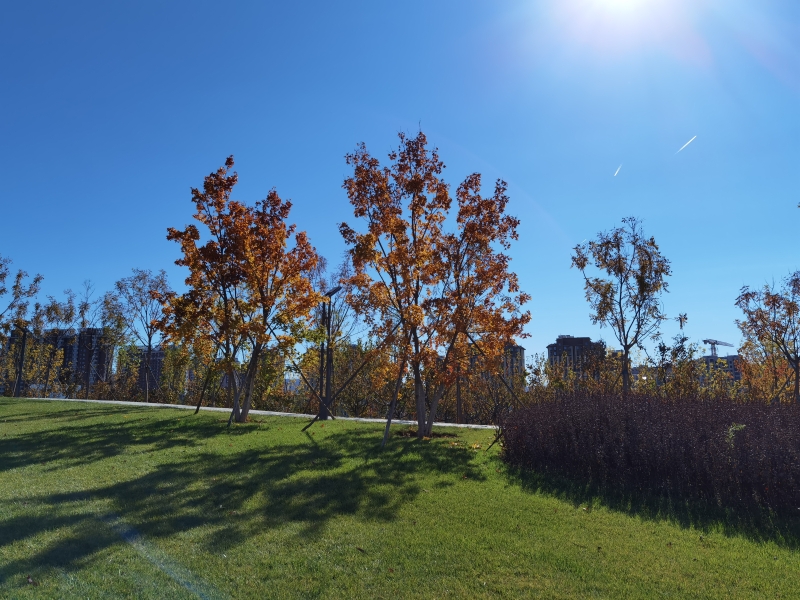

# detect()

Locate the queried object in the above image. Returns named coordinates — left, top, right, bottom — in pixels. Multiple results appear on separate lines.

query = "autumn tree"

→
left=571, top=217, right=671, bottom=396
left=113, top=269, right=172, bottom=402
left=435, top=172, right=531, bottom=426
left=72, top=281, right=123, bottom=399
left=340, top=131, right=530, bottom=439
left=736, top=338, right=791, bottom=403
left=18, top=293, right=77, bottom=398
left=159, top=156, right=321, bottom=423
left=0, top=254, right=42, bottom=343
left=0, top=255, right=42, bottom=396
left=736, top=271, right=800, bottom=403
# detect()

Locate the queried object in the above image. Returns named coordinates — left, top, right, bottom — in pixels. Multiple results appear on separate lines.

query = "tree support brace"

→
left=464, top=332, right=521, bottom=452
left=302, top=322, right=400, bottom=432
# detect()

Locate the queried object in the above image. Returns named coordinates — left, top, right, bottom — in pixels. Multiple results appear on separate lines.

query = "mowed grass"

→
left=1, top=400, right=800, bottom=599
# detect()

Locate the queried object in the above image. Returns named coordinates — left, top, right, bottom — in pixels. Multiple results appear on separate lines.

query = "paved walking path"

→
left=17, top=397, right=497, bottom=430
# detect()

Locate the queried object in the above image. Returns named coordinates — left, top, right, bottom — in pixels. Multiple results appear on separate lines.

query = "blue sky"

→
left=2, top=0, right=798, bottom=359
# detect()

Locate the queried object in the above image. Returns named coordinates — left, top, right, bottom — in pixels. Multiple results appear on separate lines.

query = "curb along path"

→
left=12, top=397, right=497, bottom=430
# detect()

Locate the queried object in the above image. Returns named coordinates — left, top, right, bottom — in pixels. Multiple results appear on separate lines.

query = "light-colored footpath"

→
left=20, top=397, right=496, bottom=430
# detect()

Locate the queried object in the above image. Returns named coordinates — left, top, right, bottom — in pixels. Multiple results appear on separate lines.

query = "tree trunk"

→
left=194, top=361, right=214, bottom=414
left=14, top=330, right=28, bottom=398
left=85, top=342, right=95, bottom=400
left=43, top=349, right=54, bottom=398
left=414, top=363, right=426, bottom=439
left=424, top=384, right=447, bottom=437
left=226, top=367, right=240, bottom=425
left=382, top=358, right=407, bottom=448
left=621, top=348, right=630, bottom=397
left=794, top=360, right=799, bottom=403
left=238, top=344, right=262, bottom=423
left=145, top=341, right=152, bottom=403
left=456, top=369, right=462, bottom=424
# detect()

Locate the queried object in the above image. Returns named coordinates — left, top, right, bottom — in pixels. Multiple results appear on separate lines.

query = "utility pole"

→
left=456, top=363, right=462, bottom=424
left=318, top=286, right=342, bottom=420
left=318, top=302, right=330, bottom=420
left=324, top=300, right=334, bottom=418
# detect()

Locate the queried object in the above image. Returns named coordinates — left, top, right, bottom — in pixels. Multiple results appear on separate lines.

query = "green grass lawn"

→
left=1, top=398, right=799, bottom=599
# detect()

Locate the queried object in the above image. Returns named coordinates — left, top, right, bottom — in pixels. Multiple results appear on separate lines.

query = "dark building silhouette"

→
left=136, top=345, right=167, bottom=393
left=44, top=327, right=113, bottom=389
left=75, top=328, right=113, bottom=387
left=547, top=335, right=605, bottom=368
left=2, top=327, right=113, bottom=396
left=502, top=344, right=526, bottom=379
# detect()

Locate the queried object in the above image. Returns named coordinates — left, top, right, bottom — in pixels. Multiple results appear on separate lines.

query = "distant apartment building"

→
left=699, top=354, right=742, bottom=382
left=547, top=335, right=604, bottom=367
left=136, top=345, right=167, bottom=393
left=503, top=344, right=526, bottom=379
left=42, top=327, right=113, bottom=388
left=2, top=327, right=113, bottom=396
left=75, top=328, right=113, bottom=386
left=469, top=343, right=526, bottom=381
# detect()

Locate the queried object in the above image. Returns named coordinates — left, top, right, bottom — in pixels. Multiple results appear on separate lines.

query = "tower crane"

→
left=702, top=339, right=733, bottom=358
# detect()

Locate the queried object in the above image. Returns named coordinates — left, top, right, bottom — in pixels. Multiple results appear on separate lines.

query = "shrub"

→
left=501, top=392, right=800, bottom=512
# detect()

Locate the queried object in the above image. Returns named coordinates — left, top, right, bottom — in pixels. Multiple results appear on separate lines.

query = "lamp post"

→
left=319, top=286, right=342, bottom=419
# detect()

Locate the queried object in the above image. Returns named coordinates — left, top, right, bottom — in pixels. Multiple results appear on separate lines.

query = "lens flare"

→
left=549, top=0, right=712, bottom=65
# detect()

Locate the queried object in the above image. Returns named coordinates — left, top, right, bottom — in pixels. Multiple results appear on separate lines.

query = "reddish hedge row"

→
left=501, top=393, right=800, bottom=512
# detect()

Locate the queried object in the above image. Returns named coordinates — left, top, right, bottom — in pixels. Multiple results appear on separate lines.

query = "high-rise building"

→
left=136, top=346, right=167, bottom=393
left=546, top=335, right=605, bottom=368
left=469, top=342, right=526, bottom=381
left=75, top=328, right=113, bottom=386
left=43, top=327, right=113, bottom=389
left=502, top=344, right=526, bottom=379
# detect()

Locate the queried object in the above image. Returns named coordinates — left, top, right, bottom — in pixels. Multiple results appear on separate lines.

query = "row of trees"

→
left=568, top=216, right=800, bottom=403
left=0, top=132, right=531, bottom=438
left=0, top=267, right=173, bottom=402
left=158, top=133, right=530, bottom=436
left=3, top=130, right=799, bottom=427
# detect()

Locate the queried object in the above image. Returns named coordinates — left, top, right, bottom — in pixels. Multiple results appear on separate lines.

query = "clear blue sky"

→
left=2, top=0, right=798, bottom=359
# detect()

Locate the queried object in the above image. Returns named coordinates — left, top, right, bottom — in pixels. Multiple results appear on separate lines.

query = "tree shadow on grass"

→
left=0, top=404, right=134, bottom=424
left=0, top=408, right=222, bottom=473
left=505, top=463, right=800, bottom=550
left=0, top=416, right=485, bottom=585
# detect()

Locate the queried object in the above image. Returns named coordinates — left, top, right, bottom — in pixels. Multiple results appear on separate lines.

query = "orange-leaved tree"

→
left=736, top=272, right=800, bottom=403
left=340, top=132, right=530, bottom=438
left=160, top=157, right=321, bottom=422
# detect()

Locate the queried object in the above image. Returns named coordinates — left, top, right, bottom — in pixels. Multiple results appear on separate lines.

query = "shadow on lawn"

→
left=506, top=464, right=800, bottom=550
left=0, top=405, right=483, bottom=582
left=0, top=404, right=221, bottom=472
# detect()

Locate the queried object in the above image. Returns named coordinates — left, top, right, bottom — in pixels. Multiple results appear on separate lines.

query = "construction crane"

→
left=702, top=339, right=733, bottom=358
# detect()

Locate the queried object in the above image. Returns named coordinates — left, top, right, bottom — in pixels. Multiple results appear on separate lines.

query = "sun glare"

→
left=548, top=0, right=710, bottom=64
left=593, top=0, right=651, bottom=13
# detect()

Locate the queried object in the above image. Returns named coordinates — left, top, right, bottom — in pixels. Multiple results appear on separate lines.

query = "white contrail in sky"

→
left=676, top=135, right=697, bottom=154
left=614, top=164, right=622, bottom=176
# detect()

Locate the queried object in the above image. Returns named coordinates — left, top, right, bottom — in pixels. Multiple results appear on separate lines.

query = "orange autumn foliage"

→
left=158, top=157, right=321, bottom=422
left=340, top=132, right=530, bottom=437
